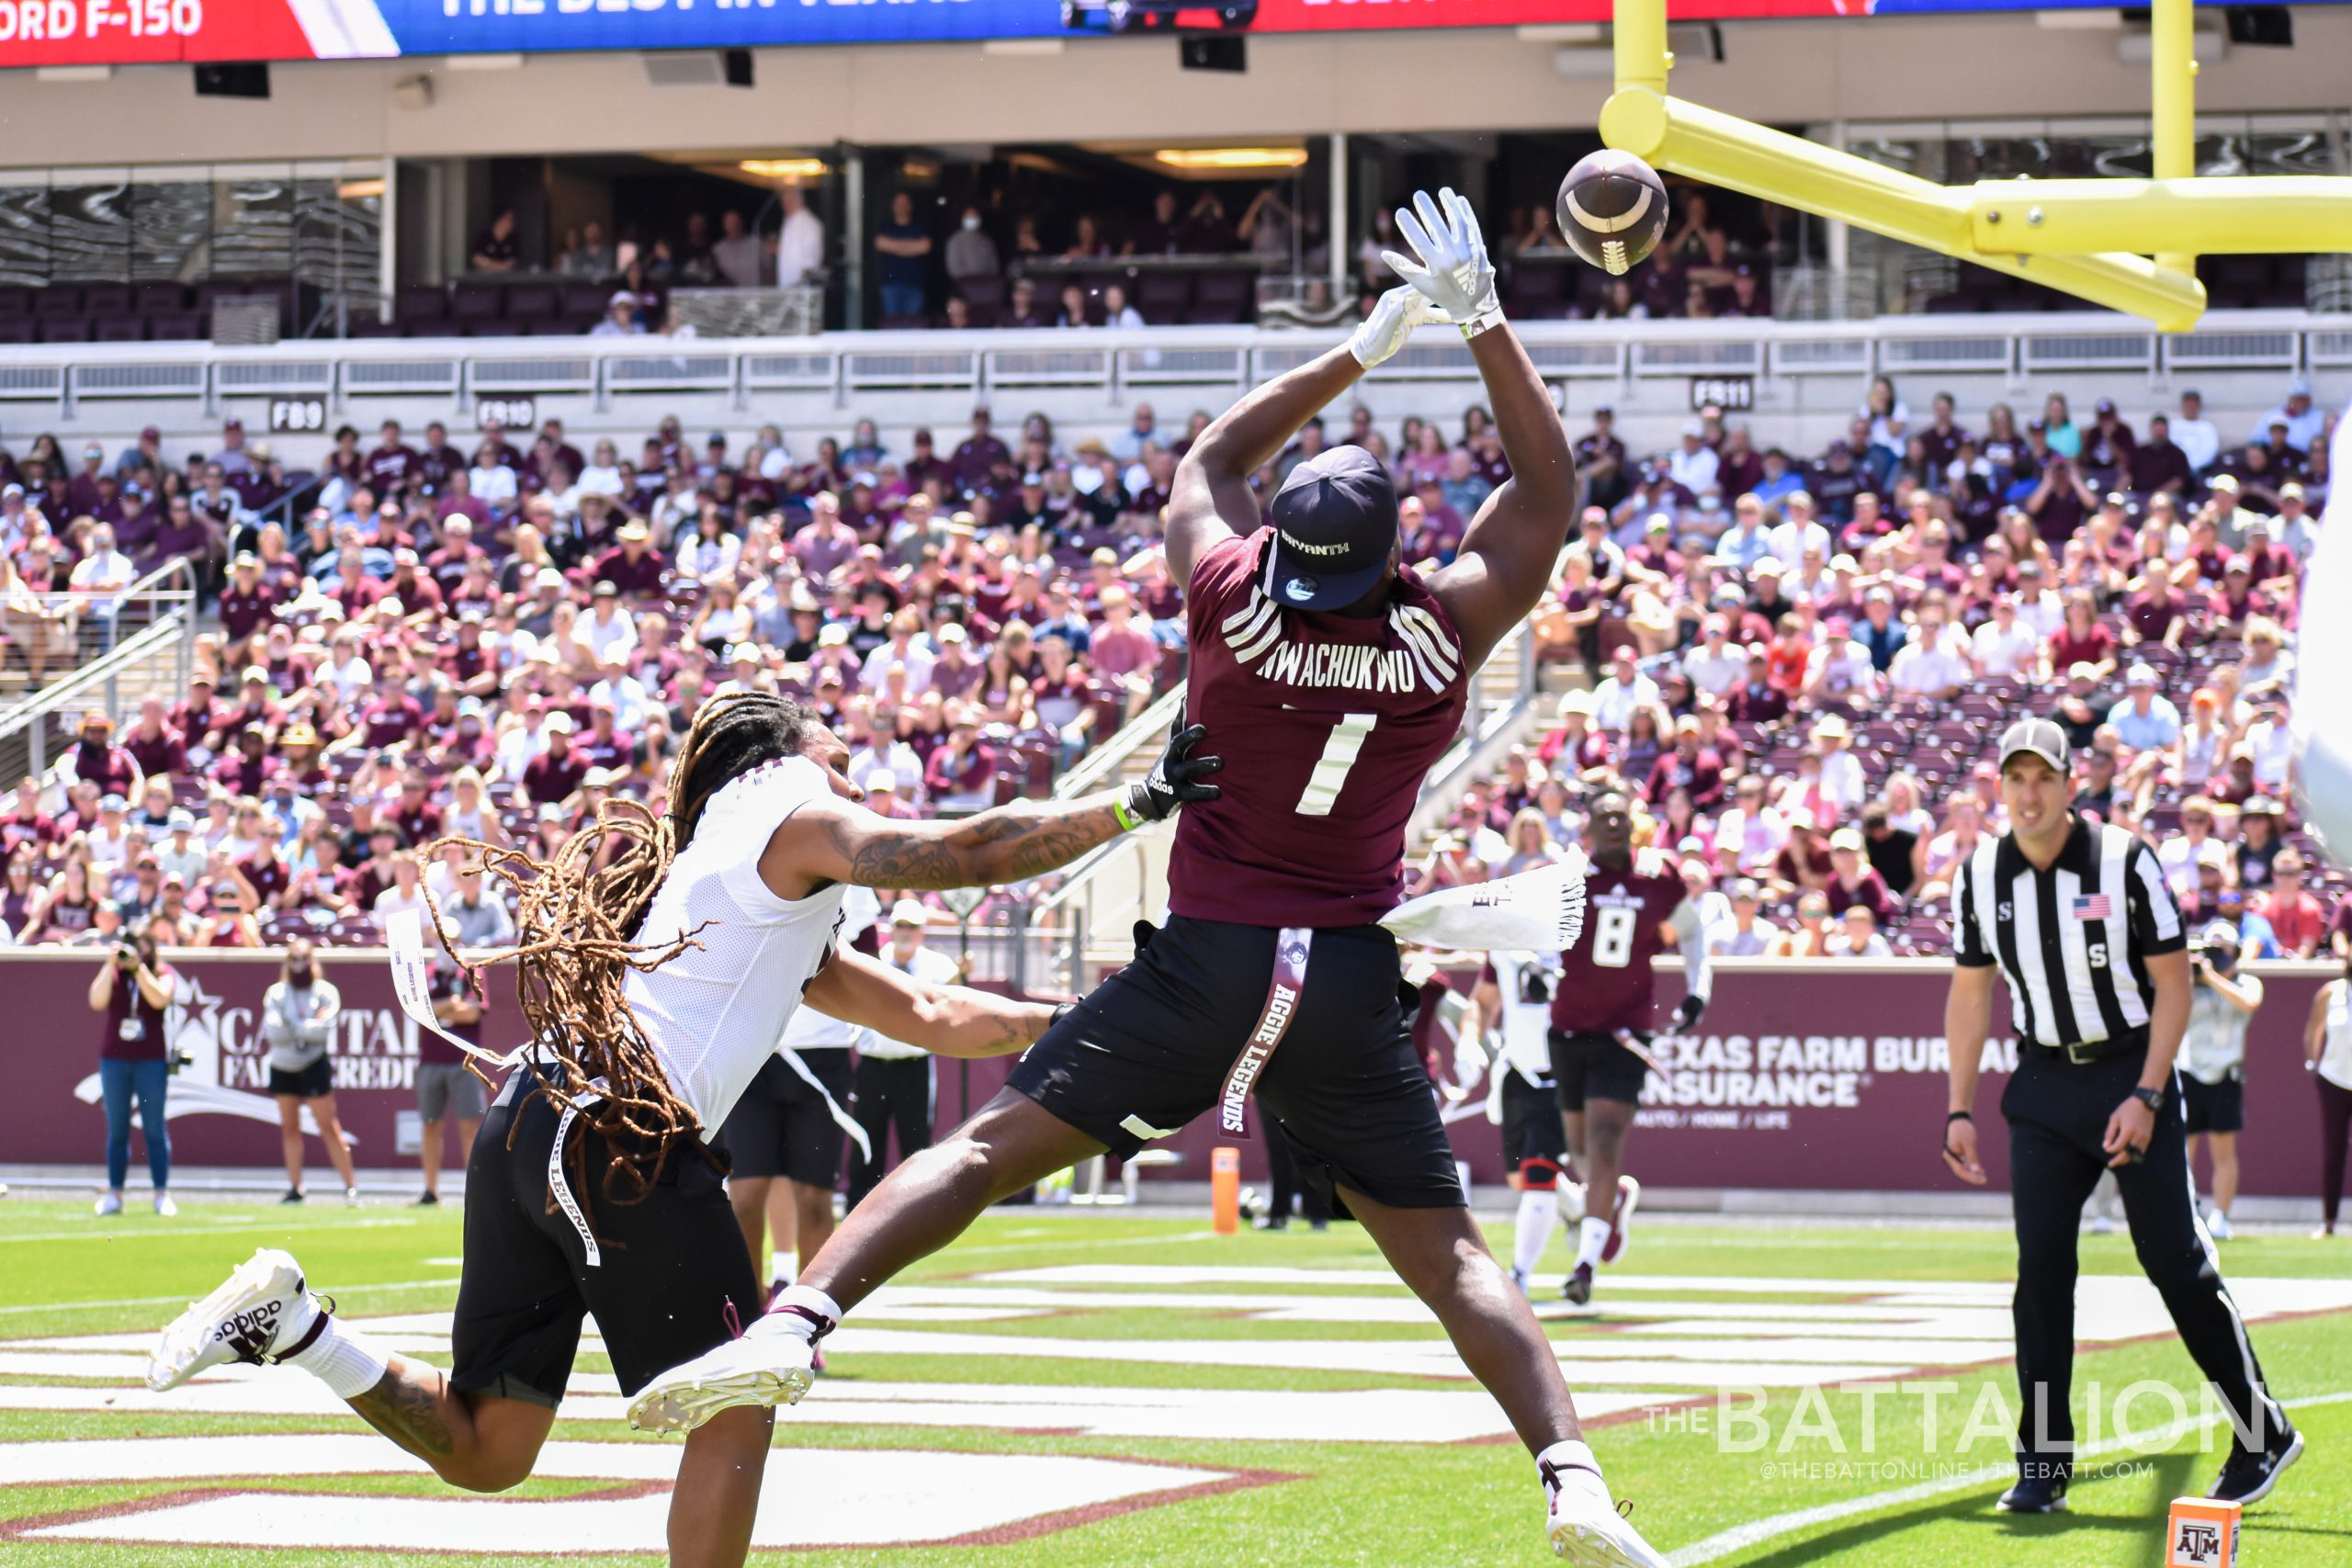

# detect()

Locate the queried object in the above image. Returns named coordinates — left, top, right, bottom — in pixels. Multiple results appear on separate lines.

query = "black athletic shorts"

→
left=448, top=1063, right=761, bottom=1406
left=268, top=1059, right=333, bottom=1100
left=1550, top=1029, right=1651, bottom=1112
left=712, top=1051, right=854, bottom=1187
left=1500, top=1072, right=1567, bottom=1175
left=2181, top=1073, right=2245, bottom=1134
left=1008, top=916, right=1463, bottom=1210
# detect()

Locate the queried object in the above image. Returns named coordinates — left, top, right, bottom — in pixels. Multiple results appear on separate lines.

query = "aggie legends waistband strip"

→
left=1218, top=927, right=1313, bottom=1140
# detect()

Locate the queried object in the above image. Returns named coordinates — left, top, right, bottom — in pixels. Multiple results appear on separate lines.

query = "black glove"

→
left=1674, top=994, right=1708, bottom=1031
left=1123, top=722, right=1224, bottom=825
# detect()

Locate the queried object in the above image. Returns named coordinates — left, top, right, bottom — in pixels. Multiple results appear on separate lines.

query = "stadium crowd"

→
left=1422, top=373, right=2343, bottom=963
left=0, top=369, right=2337, bottom=961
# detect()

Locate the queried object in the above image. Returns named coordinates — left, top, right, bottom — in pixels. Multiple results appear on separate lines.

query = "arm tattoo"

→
left=348, top=1368, right=458, bottom=1462
left=831, top=802, right=1120, bottom=891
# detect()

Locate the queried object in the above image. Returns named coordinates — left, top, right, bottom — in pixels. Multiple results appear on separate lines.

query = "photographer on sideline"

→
left=2184, top=921, right=2264, bottom=1239
left=262, top=937, right=358, bottom=1206
left=88, top=920, right=175, bottom=1217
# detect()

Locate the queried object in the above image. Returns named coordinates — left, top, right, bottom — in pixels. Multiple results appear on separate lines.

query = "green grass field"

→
left=3, top=1194, right=2348, bottom=1566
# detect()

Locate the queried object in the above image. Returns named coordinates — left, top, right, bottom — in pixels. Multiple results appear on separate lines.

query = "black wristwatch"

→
left=2129, top=1086, right=2165, bottom=1111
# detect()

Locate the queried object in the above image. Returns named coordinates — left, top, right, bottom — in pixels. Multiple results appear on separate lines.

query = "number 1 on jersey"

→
left=1296, top=712, right=1378, bottom=817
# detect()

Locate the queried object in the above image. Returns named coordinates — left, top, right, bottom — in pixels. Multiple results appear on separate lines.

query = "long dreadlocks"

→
left=424, top=691, right=822, bottom=1209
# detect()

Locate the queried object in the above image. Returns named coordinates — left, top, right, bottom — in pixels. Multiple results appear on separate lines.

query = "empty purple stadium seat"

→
left=34, top=286, right=82, bottom=318
left=0, top=320, right=29, bottom=344
left=450, top=282, right=501, bottom=321
left=137, top=282, right=187, bottom=316
left=397, top=283, right=448, bottom=324
left=0, top=287, right=28, bottom=317
left=959, top=275, right=1006, bottom=310
left=560, top=283, right=611, bottom=318
left=505, top=282, right=558, bottom=321
left=38, top=317, right=90, bottom=343
left=145, top=311, right=203, bottom=341
left=92, top=316, right=146, bottom=342
left=82, top=284, right=131, bottom=316
left=1135, top=272, right=1191, bottom=316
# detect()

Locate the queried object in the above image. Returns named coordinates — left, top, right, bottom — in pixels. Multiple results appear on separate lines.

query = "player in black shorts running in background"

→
left=1549, top=793, right=1710, bottom=1307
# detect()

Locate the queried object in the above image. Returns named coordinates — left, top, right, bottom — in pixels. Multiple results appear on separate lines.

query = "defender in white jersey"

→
left=1475, top=950, right=1575, bottom=1294
left=141, top=693, right=1221, bottom=1568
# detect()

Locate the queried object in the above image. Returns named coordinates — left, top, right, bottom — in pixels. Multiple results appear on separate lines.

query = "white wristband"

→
left=1458, top=306, right=1507, bottom=341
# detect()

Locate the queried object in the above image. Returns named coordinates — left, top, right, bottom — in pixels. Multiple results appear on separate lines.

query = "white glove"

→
left=1382, top=187, right=1503, bottom=339
left=1346, top=284, right=1445, bottom=370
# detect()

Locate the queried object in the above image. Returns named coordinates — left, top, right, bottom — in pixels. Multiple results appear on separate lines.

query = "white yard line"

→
left=0, top=1279, right=457, bottom=1318
left=1666, top=1390, right=2352, bottom=1566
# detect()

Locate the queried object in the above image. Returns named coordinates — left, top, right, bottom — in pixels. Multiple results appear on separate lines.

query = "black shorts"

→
left=2182, top=1073, right=2245, bottom=1134
left=712, top=1051, right=854, bottom=1187
left=1008, top=916, right=1463, bottom=1210
left=1550, top=1029, right=1650, bottom=1112
left=268, top=1059, right=333, bottom=1100
left=448, top=1063, right=761, bottom=1405
left=1500, top=1071, right=1567, bottom=1176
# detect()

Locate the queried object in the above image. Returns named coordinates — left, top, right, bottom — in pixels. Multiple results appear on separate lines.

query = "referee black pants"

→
left=847, top=1055, right=934, bottom=1210
left=2003, top=1044, right=2287, bottom=1470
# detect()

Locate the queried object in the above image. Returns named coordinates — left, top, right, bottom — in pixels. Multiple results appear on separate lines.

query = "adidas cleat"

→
left=144, top=1247, right=322, bottom=1393
left=627, top=1330, right=815, bottom=1434
left=1562, top=1262, right=1595, bottom=1307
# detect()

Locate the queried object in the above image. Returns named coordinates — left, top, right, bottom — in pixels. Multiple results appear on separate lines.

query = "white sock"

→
left=769, top=1250, right=797, bottom=1289
left=290, top=1309, right=392, bottom=1400
left=751, top=1282, right=842, bottom=1342
left=1574, top=1215, right=1611, bottom=1272
left=1513, top=1190, right=1560, bottom=1278
left=1536, top=1438, right=1606, bottom=1499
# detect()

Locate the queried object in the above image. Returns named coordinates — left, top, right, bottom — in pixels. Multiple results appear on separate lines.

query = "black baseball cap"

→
left=1997, top=717, right=2070, bottom=774
left=1264, top=446, right=1397, bottom=612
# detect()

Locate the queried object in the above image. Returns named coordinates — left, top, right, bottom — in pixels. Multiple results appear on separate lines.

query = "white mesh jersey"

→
left=1488, top=952, right=1560, bottom=1088
left=622, top=755, right=851, bottom=1128
left=777, top=886, right=883, bottom=1052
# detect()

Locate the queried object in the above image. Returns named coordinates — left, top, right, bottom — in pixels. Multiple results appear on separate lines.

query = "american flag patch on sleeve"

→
left=2072, top=895, right=2113, bottom=919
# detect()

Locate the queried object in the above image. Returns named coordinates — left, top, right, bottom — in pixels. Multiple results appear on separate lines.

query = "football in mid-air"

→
left=1557, top=151, right=1669, bottom=276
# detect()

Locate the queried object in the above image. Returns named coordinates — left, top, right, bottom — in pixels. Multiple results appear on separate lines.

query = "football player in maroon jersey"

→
left=631, top=190, right=1666, bottom=1567
left=1551, top=791, right=1711, bottom=1307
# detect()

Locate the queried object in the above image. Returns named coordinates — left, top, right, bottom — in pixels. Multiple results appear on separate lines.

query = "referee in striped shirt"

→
left=1942, top=718, right=2301, bottom=1513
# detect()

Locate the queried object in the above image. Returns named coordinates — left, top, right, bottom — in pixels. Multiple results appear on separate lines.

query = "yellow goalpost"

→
left=1596, top=0, right=2352, bottom=331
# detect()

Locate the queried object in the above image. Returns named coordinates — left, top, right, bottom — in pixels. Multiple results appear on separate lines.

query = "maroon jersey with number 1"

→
left=1550, top=849, right=1687, bottom=1034
left=1166, top=530, right=1469, bottom=928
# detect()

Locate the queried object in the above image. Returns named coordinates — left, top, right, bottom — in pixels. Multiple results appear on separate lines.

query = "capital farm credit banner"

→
left=0, top=0, right=2322, bottom=70
left=7, top=949, right=2333, bottom=1197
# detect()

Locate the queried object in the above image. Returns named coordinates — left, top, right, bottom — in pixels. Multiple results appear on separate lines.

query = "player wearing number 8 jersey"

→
left=628, top=188, right=1668, bottom=1568
left=1550, top=792, right=1711, bottom=1308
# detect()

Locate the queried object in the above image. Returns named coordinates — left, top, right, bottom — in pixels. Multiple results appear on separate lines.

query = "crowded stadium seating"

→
left=0, top=364, right=2335, bottom=965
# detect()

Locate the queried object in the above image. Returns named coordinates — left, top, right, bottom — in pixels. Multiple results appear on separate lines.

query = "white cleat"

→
left=144, top=1247, right=320, bottom=1393
left=1546, top=1464, right=1668, bottom=1567
left=153, top=1193, right=178, bottom=1218
left=95, top=1193, right=123, bottom=1217
left=2207, top=1211, right=2233, bottom=1241
left=1601, top=1176, right=1640, bottom=1265
left=627, top=1329, right=816, bottom=1434
left=1560, top=1180, right=1589, bottom=1224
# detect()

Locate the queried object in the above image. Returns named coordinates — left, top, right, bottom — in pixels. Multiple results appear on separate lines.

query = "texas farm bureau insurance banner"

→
left=0, top=0, right=2322, bottom=69
left=8, top=949, right=2332, bottom=1198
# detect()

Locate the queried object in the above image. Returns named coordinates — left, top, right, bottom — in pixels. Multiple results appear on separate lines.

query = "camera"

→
left=167, top=1043, right=196, bottom=1076
left=114, top=943, right=141, bottom=969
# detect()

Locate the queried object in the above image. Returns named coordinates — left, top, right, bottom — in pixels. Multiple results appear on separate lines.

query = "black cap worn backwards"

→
left=1997, top=717, right=2071, bottom=775
left=1264, top=445, right=1398, bottom=613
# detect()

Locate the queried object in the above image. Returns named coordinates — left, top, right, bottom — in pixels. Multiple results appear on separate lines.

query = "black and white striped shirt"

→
left=1952, top=816, right=2186, bottom=1049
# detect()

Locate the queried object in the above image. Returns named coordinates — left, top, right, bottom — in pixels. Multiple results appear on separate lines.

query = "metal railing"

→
left=0, top=308, right=2341, bottom=420
left=0, top=556, right=198, bottom=783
